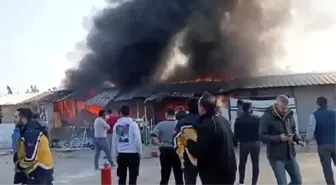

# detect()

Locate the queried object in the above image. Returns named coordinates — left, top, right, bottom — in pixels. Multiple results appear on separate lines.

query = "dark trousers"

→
left=117, top=153, right=140, bottom=185
left=269, top=158, right=302, bottom=185
left=13, top=152, right=28, bottom=185
left=159, top=147, right=184, bottom=185
left=27, top=167, right=54, bottom=185
left=199, top=170, right=235, bottom=185
left=184, top=164, right=198, bottom=185
left=318, top=144, right=336, bottom=185
left=239, top=142, right=260, bottom=185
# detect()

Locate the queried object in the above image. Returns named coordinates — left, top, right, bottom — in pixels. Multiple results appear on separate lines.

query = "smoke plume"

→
left=63, top=0, right=294, bottom=91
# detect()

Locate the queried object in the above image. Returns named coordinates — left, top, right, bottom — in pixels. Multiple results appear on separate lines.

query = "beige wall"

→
left=2, top=105, right=28, bottom=123
left=294, top=85, right=336, bottom=133
left=229, top=84, right=336, bottom=133
left=1, top=103, right=54, bottom=125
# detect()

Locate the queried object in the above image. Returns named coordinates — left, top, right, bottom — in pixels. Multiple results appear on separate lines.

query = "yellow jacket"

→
left=174, top=125, right=198, bottom=168
left=18, top=122, right=54, bottom=174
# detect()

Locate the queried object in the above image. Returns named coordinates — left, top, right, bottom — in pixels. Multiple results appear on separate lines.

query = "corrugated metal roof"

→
left=115, top=81, right=224, bottom=101
left=18, top=91, right=54, bottom=105
left=85, top=90, right=120, bottom=107
left=145, top=92, right=193, bottom=102
left=0, top=92, right=44, bottom=106
left=35, top=90, right=74, bottom=103
left=114, top=86, right=156, bottom=101
left=221, top=72, right=336, bottom=92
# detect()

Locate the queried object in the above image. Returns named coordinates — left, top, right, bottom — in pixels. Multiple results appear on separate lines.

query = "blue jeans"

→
left=269, top=158, right=302, bottom=185
left=94, top=138, right=114, bottom=169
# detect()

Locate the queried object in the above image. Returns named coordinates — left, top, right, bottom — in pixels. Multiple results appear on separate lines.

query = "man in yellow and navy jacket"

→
left=14, top=108, right=54, bottom=185
left=173, top=98, right=199, bottom=185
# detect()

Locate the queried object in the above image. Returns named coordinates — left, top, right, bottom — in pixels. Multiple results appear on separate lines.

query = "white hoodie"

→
left=112, top=117, right=142, bottom=154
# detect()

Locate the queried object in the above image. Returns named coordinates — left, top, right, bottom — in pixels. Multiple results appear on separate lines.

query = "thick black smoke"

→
left=64, top=0, right=291, bottom=91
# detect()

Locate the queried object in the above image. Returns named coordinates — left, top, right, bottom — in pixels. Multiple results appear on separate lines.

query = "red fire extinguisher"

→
left=101, top=163, right=112, bottom=185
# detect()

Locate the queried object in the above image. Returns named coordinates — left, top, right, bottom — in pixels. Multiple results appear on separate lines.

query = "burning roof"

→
left=114, top=81, right=225, bottom=101
left=87, top=72, right=336, bottom=103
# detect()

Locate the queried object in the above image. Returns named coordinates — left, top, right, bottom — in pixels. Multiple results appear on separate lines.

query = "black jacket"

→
left=234, top=113, right=260, bottom=143
left=186, top=113, right=236, bottom=184
left=259, top=105, right=302, bottom=160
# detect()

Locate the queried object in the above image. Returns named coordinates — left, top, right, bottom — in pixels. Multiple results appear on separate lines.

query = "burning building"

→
left=62, top=0, right=336, bottom=129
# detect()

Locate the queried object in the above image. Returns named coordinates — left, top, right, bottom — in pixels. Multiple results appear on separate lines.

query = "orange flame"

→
left=173, top=75, right=234, bottom=84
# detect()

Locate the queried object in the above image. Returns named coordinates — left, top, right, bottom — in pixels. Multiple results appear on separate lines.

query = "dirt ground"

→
left=0, top=147, right=334, bottom=185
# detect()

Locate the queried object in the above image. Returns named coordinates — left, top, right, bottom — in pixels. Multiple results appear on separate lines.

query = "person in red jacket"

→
left=106, top=109, right=120, bottom=157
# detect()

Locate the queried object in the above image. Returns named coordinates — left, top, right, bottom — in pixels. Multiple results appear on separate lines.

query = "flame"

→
left=172, top=76, right=228, bottom=84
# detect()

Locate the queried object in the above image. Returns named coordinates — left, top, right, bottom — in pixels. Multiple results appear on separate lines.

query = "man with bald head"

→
left=259, top=95, right=304, bottom=185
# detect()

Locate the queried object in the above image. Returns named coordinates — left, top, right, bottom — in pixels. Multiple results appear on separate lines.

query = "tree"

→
left=26, top=85, right=40, bottom=93
left=48, top=87, right=57, bottom=92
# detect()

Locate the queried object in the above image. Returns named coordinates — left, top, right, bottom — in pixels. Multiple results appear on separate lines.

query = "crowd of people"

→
left=148, top=93, right=335, bottom=185
left=10, top=92, right=336, bottom=185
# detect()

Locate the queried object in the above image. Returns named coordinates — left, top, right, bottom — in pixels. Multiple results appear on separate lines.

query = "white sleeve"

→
left=133, top=122, right=142, bottom=154
left=103, top=120, right=110, bottom=130
left=306, top=114, right=316, bottom=141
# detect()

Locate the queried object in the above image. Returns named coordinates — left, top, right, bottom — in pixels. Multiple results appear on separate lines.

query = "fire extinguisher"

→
left=101, top=163, right=112, bottom=185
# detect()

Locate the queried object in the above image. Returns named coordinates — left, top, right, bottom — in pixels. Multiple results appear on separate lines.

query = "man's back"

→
left=107, top=116, right=120, bottom=134
left=197, top=114, right=236, bottom=184
left=113, top=117, right=142, bottom=154
left=313, top=108, right=336, bottom=145
left=235, top=113, right=260, bottom=142
left=151, top=120, right=177, bottom=148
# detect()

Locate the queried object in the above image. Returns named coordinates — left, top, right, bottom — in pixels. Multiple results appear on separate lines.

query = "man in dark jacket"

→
left=237, top=99, right=244, bottom=118
left=174, top=98, right=199, bottom=185
left=183, top=92, right=237, bottom=185
left=13, top=121, right=27, bottom=184
left=14, top=108, right=54, bottom=185
left=259, top=95, right=304, bottom=185
left=234, top=102, right=260, bottom=185
left=306, top=97, right=336, bottom=185
left=176, top=110, right=188, bottom=121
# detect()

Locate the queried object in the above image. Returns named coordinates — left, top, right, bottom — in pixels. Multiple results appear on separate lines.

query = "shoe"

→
left=110, top=162, right=117, bottom=167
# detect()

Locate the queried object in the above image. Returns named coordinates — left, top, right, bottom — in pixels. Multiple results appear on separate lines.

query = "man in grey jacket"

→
left=259, top=95, right=304, bottom=185
left=94, top=110, right=116, bottom=170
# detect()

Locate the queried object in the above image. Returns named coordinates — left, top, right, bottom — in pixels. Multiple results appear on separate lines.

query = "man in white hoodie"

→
left=113, top=105, right=142, bottom=185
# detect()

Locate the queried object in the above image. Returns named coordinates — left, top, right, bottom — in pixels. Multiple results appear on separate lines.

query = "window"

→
left=39, top=106, right=47, bottom=122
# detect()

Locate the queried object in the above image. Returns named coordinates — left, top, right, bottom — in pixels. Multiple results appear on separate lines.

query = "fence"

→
left=50, top=126, right=94, bottom=150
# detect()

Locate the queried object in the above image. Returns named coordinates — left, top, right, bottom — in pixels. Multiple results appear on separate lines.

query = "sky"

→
left=0, top=0, right=104, bottom=94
